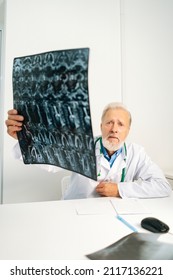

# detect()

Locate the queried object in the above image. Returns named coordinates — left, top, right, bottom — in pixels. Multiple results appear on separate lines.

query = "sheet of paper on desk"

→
left=111, top=198, right=151, bottom=215
left=75, top=199, right=115, bottom=215
left=12, top=48, right=97, bottom=180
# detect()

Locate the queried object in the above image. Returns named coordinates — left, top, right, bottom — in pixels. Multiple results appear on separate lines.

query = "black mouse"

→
left=141, top=217, right=169, bottom=233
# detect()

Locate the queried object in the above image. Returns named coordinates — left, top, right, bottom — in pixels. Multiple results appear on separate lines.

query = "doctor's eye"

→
left=117, top=121, right=124, bottom=127
left=106, top=121, right=113, bottom=125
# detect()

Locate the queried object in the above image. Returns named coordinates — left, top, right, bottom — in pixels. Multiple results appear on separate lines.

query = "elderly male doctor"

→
left=6, top=102, right=171, bottom=199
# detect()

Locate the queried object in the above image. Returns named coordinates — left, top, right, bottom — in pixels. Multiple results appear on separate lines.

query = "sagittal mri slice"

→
left=13, top=48, right=97, bottom=180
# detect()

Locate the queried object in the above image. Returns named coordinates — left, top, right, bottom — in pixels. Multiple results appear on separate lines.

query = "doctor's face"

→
left=101, top=108, right=130, bottom=153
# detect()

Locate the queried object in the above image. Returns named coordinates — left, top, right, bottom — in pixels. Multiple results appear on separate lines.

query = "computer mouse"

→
left=141, top=217, right=169, bottom=233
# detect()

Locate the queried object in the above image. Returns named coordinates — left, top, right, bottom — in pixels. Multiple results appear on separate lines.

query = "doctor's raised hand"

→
left=5, top=109, right=24, bottom=139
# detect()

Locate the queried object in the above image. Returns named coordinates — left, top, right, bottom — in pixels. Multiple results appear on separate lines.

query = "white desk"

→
left=0, top=193, right=173, bottom=260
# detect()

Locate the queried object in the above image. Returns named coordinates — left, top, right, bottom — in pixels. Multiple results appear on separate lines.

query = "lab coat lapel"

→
left=104, top=153, right=126, bottom=182
left=108, top=153, right=126, bottom=176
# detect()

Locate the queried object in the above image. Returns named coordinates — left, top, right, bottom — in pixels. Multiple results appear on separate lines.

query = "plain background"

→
left=0, top=0, right=173, bottom=203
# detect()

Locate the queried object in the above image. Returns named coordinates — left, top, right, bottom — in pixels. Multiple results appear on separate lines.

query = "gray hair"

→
left=101, top=102, right=132, bottom=126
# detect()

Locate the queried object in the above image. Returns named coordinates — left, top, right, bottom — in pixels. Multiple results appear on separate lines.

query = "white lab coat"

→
left=13, top=140, right=172, bottom=199
left=63, top=140, right=172, bottom=199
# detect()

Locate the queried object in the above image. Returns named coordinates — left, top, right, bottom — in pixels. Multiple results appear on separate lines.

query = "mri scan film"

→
left=13, top=48, right=97, bottom=180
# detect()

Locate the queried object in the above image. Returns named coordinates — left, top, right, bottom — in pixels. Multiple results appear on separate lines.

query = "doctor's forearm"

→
left=118, top=179, right=172, bottom=198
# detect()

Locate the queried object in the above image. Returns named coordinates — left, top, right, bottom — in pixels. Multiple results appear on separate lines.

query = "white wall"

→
left=0, top=0, right=5, bottom=203
left=2, top=0, right=121, bottom=203
left=0, top=29, right=2, bottom=203
left=121, top=0, right=173, bottom=176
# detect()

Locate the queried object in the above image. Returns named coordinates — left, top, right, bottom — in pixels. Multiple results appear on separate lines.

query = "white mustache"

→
left=107, top=134, right=119, bottom=140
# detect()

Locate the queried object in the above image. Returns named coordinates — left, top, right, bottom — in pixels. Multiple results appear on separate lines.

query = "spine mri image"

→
left=13, top=48, right=97, bottom=180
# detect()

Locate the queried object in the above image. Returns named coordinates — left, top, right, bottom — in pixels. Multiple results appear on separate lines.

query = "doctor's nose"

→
left=111, top=123, right=118, bottom=133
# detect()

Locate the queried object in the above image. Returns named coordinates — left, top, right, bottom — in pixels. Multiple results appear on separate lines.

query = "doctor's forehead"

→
left=102, top=108, right=131, bottom=122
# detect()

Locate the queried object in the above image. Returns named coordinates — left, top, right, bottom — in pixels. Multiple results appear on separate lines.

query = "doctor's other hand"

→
left=5, top=109, right=24, bottom=139
left=96, top=181, right=120, bottom=197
